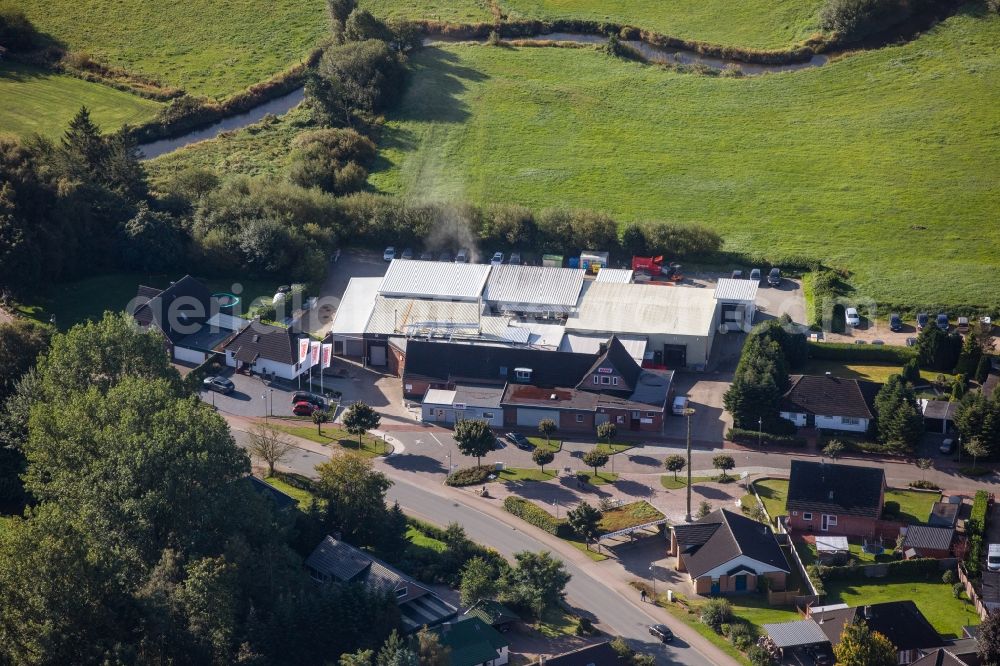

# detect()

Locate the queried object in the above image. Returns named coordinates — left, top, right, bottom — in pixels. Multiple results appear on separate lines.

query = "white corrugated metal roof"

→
left=713, top=278, right=758, bottom=302
left=483, top=265, right=585, bottom=309
left=378, top=259, right=490, bottom=301
left=595, top=268, right=633, bottom=283
left=815, top=536, right=849, bottom=552
left=366, top=296, right=483, bottom=336
left=508, top=321, right=566, bottom=348
left=423, top=389, right=456, bottom=406
left=567, top=282, right=717, bottom=337
left=763, top=620, right=828, bottom=648
left=558, top=332, right=647, bottom=362
left=330, top=277, right=382, bottom=335
left=206, top=313, right=250, bottom=332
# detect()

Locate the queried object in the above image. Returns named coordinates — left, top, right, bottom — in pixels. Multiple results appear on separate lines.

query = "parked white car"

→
left=672, top=396, right=690, bottom=415
left=383, top=246, right=396, bottom=261
left=845, top=307, right=861, bottom=327
left=989, top=544, right=1000, bottom=572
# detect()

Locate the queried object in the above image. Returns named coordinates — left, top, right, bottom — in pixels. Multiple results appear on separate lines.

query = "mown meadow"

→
left=15, top=0, right=330, bottom=100
left=0, top=62, right=162, bottom=139
left=369, top=10, right=1000, bottom=310
left=498, top=0, right=826, bottom=49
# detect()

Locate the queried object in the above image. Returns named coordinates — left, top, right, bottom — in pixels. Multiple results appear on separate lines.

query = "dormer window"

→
left=395, top=587, right=407, bottom=598
left=515, top=368, right=532, bottom=383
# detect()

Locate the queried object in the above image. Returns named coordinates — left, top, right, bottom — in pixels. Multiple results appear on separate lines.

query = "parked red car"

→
left=292, top=401, right=316, bottom=416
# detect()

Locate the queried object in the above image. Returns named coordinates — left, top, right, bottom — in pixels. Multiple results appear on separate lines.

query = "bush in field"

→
left=309, top=39, right=406, bottom=125
left=0, top=8, right=39, bottom=51
left=289, top=128, right=376, bottom=194
left=701, top=598, right=733, bottom=633
left=820, top=0, right=910, bottom=43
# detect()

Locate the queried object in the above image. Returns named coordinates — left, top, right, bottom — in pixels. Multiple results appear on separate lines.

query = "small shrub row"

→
left=726, top=428, right=807, bottom=447
left=807, top=340, right=916, bottom=364
left=816, top=557, right=943, bottom=581
left=503, top=496, right=560, bottom=535
left=446, top=465, right=493, bottom=487
left=909, top=480, right=941, bottom=490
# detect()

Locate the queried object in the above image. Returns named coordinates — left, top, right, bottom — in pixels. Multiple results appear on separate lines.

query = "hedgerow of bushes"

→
left=726, top=428, right=806, bottom=447
left=445, top=465, right=493, bottom=487
left=806, top=341, right=916, bottom=364
left=503, top=496, right=560, bottom=535
left=965, top=490, right=990, bottom=577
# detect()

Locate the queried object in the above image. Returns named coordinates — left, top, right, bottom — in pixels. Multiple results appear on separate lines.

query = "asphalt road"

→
left=386, top=475, right=716, bottom=666
left=231, top=428, right=717, bottom=665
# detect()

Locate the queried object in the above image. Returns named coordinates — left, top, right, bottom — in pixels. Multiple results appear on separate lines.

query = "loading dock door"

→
left=517, top=408, right=552, bottom=428
left=369, top=345, right=387, bottom=366
left=663, top=344, right=686, bottom=368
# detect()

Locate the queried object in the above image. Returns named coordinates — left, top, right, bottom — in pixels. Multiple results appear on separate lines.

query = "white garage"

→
left=421, top=384, right=505, bottom=427
left=515, top=407, right=552, bottom=428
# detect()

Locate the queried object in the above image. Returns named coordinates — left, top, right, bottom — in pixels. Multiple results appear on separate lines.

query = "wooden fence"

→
left=958, top=563, right=991, bottom=622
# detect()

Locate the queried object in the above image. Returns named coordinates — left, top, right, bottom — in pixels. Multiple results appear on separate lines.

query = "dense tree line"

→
left=0, top=314, right=401, bottom=664
left=820, top=0, right=944, bottom=43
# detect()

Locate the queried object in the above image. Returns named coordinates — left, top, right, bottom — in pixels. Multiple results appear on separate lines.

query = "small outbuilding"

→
left=713, top=278, right=758, bottom=333
left=815, top=535, right=850, bottom=564
left=902, top=525, right=954, bottom=559
left=920, top=399, right=958, bottom=434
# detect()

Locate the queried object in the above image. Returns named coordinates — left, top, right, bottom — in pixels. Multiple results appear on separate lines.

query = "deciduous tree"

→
left=712, top=454, right=735, bottom=480
left=532, top=448, right=554, bottom=473
left=538, top=418, right=557, bottom=445
left=343, top=401, right=380, bottom=447
left=454, top=419, right=495, bottom=467
left=597, top=421, right=617, bottom=446
left=315, top=454, right=393, bottom=546
left=460, top=556, right=496, bottom=606
left=977, top=610, right=1000, bottom=665
left=582, top=448, right=610, bottom=478
left=664, top=454, right=685, bottom=481
left=247, top=422, right=295, bottom=476
left=834, top=621, right=896, bottom=666
left=567, top=502, right=602, bottom=548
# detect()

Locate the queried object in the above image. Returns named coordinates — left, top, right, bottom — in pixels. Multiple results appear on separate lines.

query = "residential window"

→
left=593, top=376, right=599, bottom=384
left=632, top=411, right=640, bottom=419
left=841, top=417, right=860, bottom=425
left=612, top=377, right=619, bottom=386
left=600, top=376, right=611, bottom=385
left=616, top=415, right=625, bottom=424
left=515, top=369, right=531, bottom=382
left=575, top=414, right=584, bottom=423
left=395, top=587, right=407, bottom=599
left=828, top=515, right=838, bottom=525
left=802, top=512, right=813, bottom=521
left=646, top=411, right=655, bottom=418
left=483, top=412, right=495, bottom=419
left=499, top=366, right=508, bottom=377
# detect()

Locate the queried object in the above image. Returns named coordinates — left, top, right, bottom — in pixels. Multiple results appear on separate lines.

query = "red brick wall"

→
left=559, top=410, right=595, bottom=432
left=600, top=408, right=663, bottom=432
left=787, top=512, right=901, bottom=539
left=402, top=378, right=433, bottom=400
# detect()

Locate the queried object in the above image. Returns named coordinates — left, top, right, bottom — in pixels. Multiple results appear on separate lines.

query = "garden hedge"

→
left=445, top=466, right=493, bottom=487
left=726, top=428, right=807, bottom=447
left=503, top=496, right=560, bottom=535
left=807, top=341, right=916, bottom=364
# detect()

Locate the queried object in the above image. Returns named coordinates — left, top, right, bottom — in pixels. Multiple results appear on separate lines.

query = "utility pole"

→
left=685, top=407, right=695, bottom=522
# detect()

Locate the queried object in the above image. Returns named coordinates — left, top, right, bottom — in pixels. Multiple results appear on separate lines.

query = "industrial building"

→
left=328, top=259, right=738, bottom=372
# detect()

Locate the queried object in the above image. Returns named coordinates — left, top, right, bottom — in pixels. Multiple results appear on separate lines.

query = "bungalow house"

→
left=810, top=601, right=946, bottom=665
left=222, top=320, right=310, bottom=381
left=669, top=508, right=790, bottom=596
left=130, top=275, right=248, bottom=364
left=779, top=374, right=880, bottom=433
left=785, top=460, right=888, bottom=537
left=305, top=536, right=456, bottom=633
left=910, top=649, right=972, bottom=666
left=432, top=617, right=509, bottom=666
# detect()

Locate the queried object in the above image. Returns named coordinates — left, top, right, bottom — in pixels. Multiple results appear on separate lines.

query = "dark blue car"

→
left=936, top=313, right=949, bottom=331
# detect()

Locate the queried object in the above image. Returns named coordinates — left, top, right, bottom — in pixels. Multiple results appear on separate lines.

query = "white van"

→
left=672, top=396, right=690, bottom=415
left=988, top=544, right=1000, bottom=572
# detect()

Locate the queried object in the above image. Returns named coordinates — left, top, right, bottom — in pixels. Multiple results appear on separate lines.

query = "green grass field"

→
left=270, top=422, right=389, bottom=458
left=498, top=0, right=825, bottom=49
left=263, top=475, right=317, bottom=510
left=147, top=104, right=313, bottom=187
left=371, top=11, right=1000, bottom=309
left=361, top=0, right=491, bottom=24
left=801, top=360, right=956, bottom=384
left=0, top=62, right=161, bottom=139
left=498, top=467, right=557, bottom=482
left=526, top=436, right=562, bottom=452
left=16, top=0, right=329, bottom=100
left=661, top=475, right=713, bottom=490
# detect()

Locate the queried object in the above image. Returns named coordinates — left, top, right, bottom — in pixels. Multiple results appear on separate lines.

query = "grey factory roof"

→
left=366, top=296, right=484, bottom=336
left=714, top=278, right=759, bottom=302
left=378, top=259, right=490, bottom=301
left=595, top=267, right=634, bottom=283
left=567, top=281, right=717, bottom=337
left=559, top=332, right=647, bottom=363
left=484, top=264, right=586, bottom=310
left=763, top=620, right=830, bottom=649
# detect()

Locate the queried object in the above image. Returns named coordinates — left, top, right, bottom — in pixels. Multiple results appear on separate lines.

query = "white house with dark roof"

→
left=305, top=536, right=457, bottom=633
left=669, top=508, right=790, bottom=596
left=222, top=320, right=310, bottom=381
left=779, top=374, right=881, bottom=433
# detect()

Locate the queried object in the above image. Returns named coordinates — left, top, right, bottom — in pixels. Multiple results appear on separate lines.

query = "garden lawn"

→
left=405, top=524, right=447, bottom=553
left=499, top=0, right=825, bottom=50
left=270, top=422, right=389, bottom=458
left=17, top=0, right=329, bottom=100
left=661, top=475, right=714, bottom=490
left=883, top=488, right=940, bottom=524
left=371, top=12, right=1000, bottom=310
left=0, top=62, right=161, bottom=140
left=727, top=595, right=801, bottom=630
left=802, top=360, right=956, bottom=384
left=598, top=500, right=664, bottom=532
left=750, top=478, right=788, bottom=521
left=527, top=436, right=562, bottom=452
left=263, top=474, right=317, bottom=510
left=499, top=467, right=557, bottom=482
left=147, top=104, right=314, bottom=187
left=577, top=471, right=618, bottom=486
left=825, top=577, right=979, bottom=638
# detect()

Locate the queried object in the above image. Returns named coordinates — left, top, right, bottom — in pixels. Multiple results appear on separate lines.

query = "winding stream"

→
left=138, top=33, right=826, bottom=160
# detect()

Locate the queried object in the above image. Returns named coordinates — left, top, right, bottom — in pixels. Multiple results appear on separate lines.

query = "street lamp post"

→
left=685, top=407, right=695, bottom=522
left=261, top=394, right=268, bottom=424
left=758, top=417, right=763, bottom=448
left=553, top=501, right=559, bottom=519
left=269, top=389, right=273, bottom=418
left=649, top=565, right=657, bottom=598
